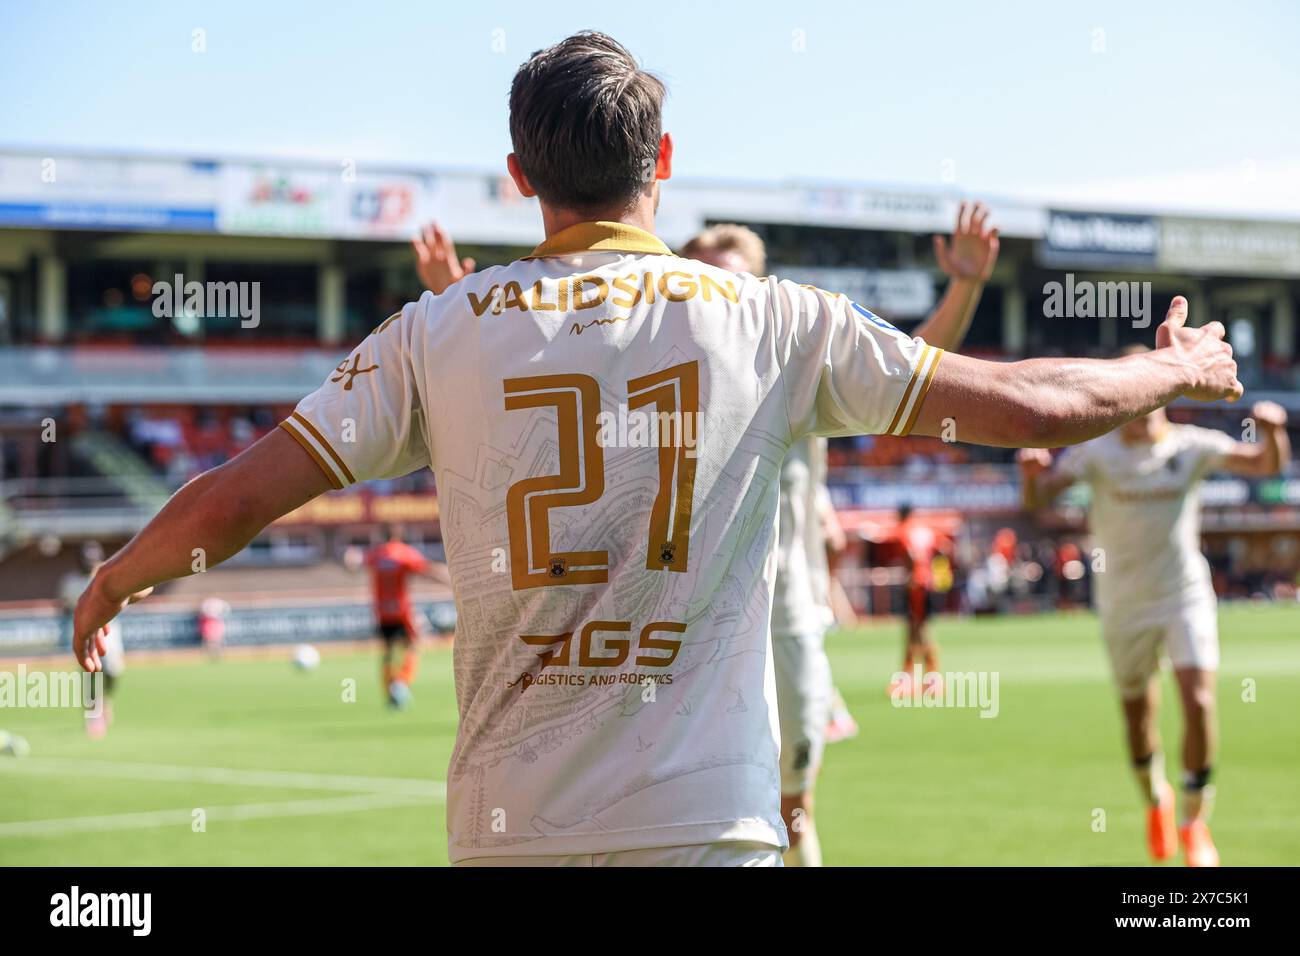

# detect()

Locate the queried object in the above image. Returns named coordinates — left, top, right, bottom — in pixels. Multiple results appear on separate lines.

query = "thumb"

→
left=1163, top=295, right=1189, bottom=331
left=1156, top=295, right=1189, bottom=350
left=932, top=235, right=949, bottom=269
left=461, top=257, right=476, bottom=274
left=126, top=586, right=153, bottom=605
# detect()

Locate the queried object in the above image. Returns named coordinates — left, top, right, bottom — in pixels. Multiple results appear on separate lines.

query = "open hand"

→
left=73, top=573, right=152, bottom=672
left=934, top=201, right=999, bottom=282
left=1251, top=400, right=1287, bottom=429
left=412, top=221, right=475, bottom=295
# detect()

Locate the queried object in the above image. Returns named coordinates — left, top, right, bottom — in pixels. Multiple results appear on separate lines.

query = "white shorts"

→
left=1101, top=593, right=1219, bottom=699
left=453, top=841, right=783, bottom=867
left=772, top=628, right=833, bottom=796
left=101, top=626, right=126, bottom=678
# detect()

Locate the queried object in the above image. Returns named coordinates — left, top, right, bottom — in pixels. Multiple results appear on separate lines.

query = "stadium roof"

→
left=3, top=147, right=1300, bottom=270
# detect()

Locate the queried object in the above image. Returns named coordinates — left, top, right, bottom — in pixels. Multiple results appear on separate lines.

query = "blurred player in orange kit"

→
left=888, top=505, right=948, bottom=697
left=991, top=526, right=1017, bottom=565
left=367, top=525, right=449, bottom=708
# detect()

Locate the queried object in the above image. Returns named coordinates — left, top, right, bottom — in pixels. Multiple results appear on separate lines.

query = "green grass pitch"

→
left=2, top=605, right=1297, bottom=866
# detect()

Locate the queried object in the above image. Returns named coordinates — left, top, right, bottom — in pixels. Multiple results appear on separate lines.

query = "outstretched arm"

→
left=909, top=297, right=1241, bottom=448
left=420, top=562, right=453, bottom=586
left=912, top=201, right=999, bottom=351
left=74, top=428, right=332, bottom=671
left=1219, top=401, right=1291, bottom=477
left=1016, top=448, right=1078, bottom=510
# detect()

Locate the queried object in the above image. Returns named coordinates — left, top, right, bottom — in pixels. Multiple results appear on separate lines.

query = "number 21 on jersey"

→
left=503, top=361, right=699, bottom=590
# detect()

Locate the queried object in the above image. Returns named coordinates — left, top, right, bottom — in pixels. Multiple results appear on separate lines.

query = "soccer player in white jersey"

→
left=680, top=225, right=839, bottom=866
left=418, top=220, right=848, bottom=865
left=74, top=31, right=1242, bottom=867
left=677, top=215, right=996, bottom=866
left=1018, top=350, right=1289, bottom=866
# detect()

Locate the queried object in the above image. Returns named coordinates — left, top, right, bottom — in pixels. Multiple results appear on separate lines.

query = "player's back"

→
left=283, top=221, right=937, bottom=861
left=367, top=541, right=423, bottom=624
left=422, top=228, right=797, bottom=860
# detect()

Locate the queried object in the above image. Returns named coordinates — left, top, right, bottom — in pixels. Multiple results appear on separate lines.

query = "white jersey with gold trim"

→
left=281, top=221, right=941, bottom=861
left=1055, top=423, right=1236, bottom=627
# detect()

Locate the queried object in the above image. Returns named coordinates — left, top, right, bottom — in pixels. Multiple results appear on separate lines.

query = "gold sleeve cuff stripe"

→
left=886, top=345, right=943, bottom=437
left=289, top=412, right=357, bottom=485
left=279, top=420, right=344, bottom=490
left=899, top=347, right=943, bottom=437
left=278, top=411, right=351, bottom=486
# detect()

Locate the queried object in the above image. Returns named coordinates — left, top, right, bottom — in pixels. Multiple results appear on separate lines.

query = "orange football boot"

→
left=1146, top=781, right=1178, bottom=861
left=1181, top=819, right=1220, bottom=867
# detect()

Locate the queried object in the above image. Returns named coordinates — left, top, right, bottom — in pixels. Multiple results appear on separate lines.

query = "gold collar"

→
left=524, top=221, right=672, bottom=259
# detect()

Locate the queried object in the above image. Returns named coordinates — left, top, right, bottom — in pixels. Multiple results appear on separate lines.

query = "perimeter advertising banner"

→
left=0, top=153, right=219, bottom=232
left=216, top=163, right=435, bottom=239
left=7, top=148, right=1300, bottom=272
left=272, top=492, right=440, bottom=526
left=1039, top=207, right=1300, bottom=277
left=0, top=149, right=1050, bottom=246
left=770, top=264, right=937, bottom=317
left=1158, top=216, right=1300, bottom=276
left=0, top=150, right=439, bottom=240
left=1038, top=209, right=1159, bottom=269
left=0, top=600, right=457, bottom=657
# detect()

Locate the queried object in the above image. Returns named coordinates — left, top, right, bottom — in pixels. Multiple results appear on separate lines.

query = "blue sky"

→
left=3, top=0, right=1298, bottom=215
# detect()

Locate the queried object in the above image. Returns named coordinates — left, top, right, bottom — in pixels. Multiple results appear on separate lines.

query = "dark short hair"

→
left=509, top=32, right=665, bottom=213
left=898, top=505, right=914, bottom=522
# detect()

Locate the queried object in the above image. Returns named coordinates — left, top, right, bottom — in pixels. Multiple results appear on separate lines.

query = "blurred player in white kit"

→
left=677, top=210, right=998, bottom=865
left=59, top=542, right=127, bottom=737
left=1020, top=355, right=1289, bottom=866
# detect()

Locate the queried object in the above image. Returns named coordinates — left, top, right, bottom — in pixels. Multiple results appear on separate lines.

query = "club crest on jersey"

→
left=657, top=543, right=677, bottom=565
left=331, top=353, right=379, bottom=390
left=548, top=557, right=568, bottom=578
left=851, top=301, right=900, bottom=333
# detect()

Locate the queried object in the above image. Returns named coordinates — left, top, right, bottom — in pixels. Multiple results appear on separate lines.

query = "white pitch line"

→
left=0, top=791, right=434, bottom=838
left=0, top=757, right=445, bottom=797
